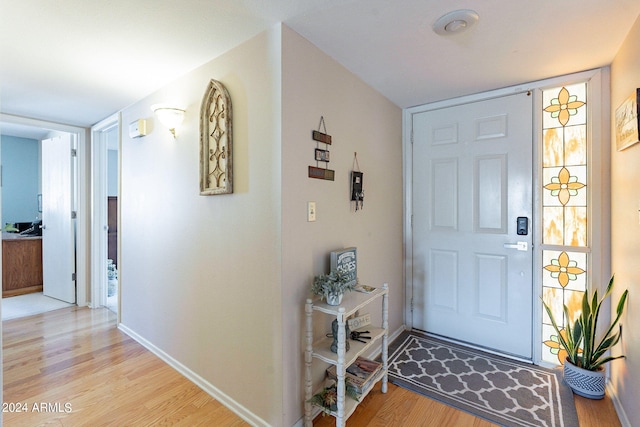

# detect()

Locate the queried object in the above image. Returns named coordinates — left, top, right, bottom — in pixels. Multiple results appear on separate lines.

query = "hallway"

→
left=3, top=306, right=248, bottom=426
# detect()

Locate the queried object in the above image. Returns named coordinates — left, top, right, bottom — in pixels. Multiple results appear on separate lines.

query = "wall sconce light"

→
left=151, top=104, right=185, bottom=138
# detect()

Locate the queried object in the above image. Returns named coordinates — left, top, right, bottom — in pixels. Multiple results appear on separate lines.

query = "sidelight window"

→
left=540, top=83, right=589, bottom=365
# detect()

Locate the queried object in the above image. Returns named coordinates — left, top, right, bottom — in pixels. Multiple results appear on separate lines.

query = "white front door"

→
left=42, top=134, right=76, bottom=303
left=412, top=93, right=533, bottom=358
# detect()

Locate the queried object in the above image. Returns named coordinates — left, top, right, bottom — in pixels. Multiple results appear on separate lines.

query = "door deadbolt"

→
left=517, top=217, right=529, bottom=235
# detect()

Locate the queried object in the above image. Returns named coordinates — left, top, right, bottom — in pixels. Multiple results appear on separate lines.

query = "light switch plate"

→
left=307, top=201, right=316, bottom=222
left=348, top=313, right=371, bottom=330
left=129, top=119, right=147, bottom=138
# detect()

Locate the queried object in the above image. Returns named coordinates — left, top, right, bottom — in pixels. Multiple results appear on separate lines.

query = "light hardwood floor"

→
left=313, top=382, right=621, bottom=426
left=3, top=307, right=622, bottom=426
left=3, top=306, right=249, bottom=427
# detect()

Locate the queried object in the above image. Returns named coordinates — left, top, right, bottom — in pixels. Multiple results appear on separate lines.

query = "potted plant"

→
left=542, top=275, right=629, bottom=399
left=311, top=269, right=356, bottom=306
left=307, top=380, right=360, bottom=414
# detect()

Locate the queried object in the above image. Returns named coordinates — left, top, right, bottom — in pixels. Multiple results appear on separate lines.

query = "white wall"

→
left=610, top=14, right=640, bottom=427
left=119, top=28, right=283, bottom=426
left=281, top=26, right=403, bottom=426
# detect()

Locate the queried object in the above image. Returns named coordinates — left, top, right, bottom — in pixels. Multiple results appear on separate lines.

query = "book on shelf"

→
left=326, top=356, right=382, bottom=393
left=355, top=284, right=376, bottom=294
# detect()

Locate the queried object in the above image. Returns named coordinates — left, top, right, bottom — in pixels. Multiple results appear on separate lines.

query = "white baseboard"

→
left=606, top=381, right=631, bottom=427
left=118, top=323, right=268, bottom=427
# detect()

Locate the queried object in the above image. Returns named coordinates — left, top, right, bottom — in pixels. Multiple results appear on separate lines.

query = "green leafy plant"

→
left=311, top=269, right=356, bottom=300
left=307, top=382, right=360, bottom=414
left=2, top=223, right=18, bottom=232
left=542, top=275, right=629, bottom=371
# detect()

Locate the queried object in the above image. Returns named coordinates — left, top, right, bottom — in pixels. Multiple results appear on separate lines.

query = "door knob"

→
left=504, top=242, right=528, bottom=251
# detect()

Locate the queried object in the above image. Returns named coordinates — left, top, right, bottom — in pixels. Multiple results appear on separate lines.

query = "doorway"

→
left=404, top=69, right=609, bottom=365
left=91, top=114, right=120, bottom=316
left=1, top=116, right=87, bottom=318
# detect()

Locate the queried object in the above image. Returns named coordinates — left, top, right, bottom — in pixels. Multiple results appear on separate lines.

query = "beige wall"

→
left=119, top=28, right=283, bottom=425
left=98, top=16, right=640, bottom=424
left=280, top=26, right=403, bottom=425
left=118, top=24, right=403, bottom=426
left=610, top=14, right=640, bottom=427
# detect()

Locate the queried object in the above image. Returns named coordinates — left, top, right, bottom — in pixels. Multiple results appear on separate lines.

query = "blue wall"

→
left=1, top=135, right=40, bottom=226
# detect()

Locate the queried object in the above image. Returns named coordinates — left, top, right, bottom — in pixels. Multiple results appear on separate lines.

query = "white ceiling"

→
left=1, top=0, right=639, bottom=137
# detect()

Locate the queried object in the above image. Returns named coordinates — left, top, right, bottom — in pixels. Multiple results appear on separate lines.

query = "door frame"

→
left=402, top=68, right=609, bottom=365
left=90, top=113, right=120, bottom=317
left=0, top=113, right=89, bottom=306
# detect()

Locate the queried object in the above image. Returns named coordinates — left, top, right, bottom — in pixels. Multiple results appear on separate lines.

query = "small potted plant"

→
left=542, top=275, right=629, bottom=399
left=307, top=380, right=360, bottom=414
left=311, top=269, right=356, bottom=306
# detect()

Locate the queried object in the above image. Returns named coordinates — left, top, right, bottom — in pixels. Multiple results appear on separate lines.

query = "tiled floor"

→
left=1, top=292, right=74, bottom=320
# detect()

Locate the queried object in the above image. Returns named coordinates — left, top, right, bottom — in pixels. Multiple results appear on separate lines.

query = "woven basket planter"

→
left=563, top=358, right=605, bottom=399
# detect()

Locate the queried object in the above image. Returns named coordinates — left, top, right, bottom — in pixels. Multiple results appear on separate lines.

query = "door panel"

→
left=412, top=93, right=533, bottom=358
left=42, top=134, right=76, bottom=303
left=476, top=155, right=506, bottom=232
left=432, top=159, right=457, bottom=229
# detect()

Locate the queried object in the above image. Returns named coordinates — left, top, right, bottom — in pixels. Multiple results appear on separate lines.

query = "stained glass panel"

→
left=542, top=250, right=587, bottom=290
left=541, top=248, right=587, bottom=365
left=564, top=289, right=585, bottom=323
left=542, top=323, right=564, bottom=364
left=542, top=83, right=587, bottom=129
left=564, top=125, right=587, bottom=165
left=542, top=207, right=564, bottom=245
left=542, top=166, right=587, bottom=208
left=541, top=82, right=588, bottom=366
left=564, top=207, right=587, bottom=246
left=543, top=128, right=563, bottom=167
left=542, top=287, right=563, bottom=323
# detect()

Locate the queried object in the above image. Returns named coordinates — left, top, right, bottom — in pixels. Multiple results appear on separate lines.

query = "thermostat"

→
left=129, top=119, right=147, bottom=138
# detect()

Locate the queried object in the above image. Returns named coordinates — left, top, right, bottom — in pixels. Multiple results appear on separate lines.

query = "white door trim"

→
left=0, top=113, right=89, bottom=306
left=402, top=68, right=608, bottom=364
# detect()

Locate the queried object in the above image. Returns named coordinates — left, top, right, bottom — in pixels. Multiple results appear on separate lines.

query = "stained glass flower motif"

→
left=543, top=330, right=569, bottom=365
left=544, top=87, right=586, bottom=127
left=544, top=167, right=586, bottom=206
left=543, top=251, right=585, bottom=288
left=544, top=329, right=582, bottom=365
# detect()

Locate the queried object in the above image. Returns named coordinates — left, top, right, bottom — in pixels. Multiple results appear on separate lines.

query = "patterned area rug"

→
left=387, top=331, right=578, bottom=427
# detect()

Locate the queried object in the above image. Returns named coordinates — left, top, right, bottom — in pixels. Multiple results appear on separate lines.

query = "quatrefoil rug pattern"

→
left=387, top=332, right=578, bottom=427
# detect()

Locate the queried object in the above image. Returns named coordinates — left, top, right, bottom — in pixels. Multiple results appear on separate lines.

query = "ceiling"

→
left=1, top=0, right=639, bottom=138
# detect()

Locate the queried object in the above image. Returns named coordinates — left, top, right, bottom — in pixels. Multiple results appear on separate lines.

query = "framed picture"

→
left=330, top=247, right=357, bottom=287
left=200, top=79, right=233, bottom=195
left=315, top=148, right=330, bottom=162
left=615, top=88, right=640, bottom=151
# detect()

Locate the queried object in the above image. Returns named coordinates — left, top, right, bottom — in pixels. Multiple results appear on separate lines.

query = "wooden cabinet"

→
left=304, top=284, right=388, bottom=427
left=2, top=234, right=43, bottom=297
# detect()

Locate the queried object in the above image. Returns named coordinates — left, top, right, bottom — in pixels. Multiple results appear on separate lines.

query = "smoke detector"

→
left=433, top=9, right=479, bottom=35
